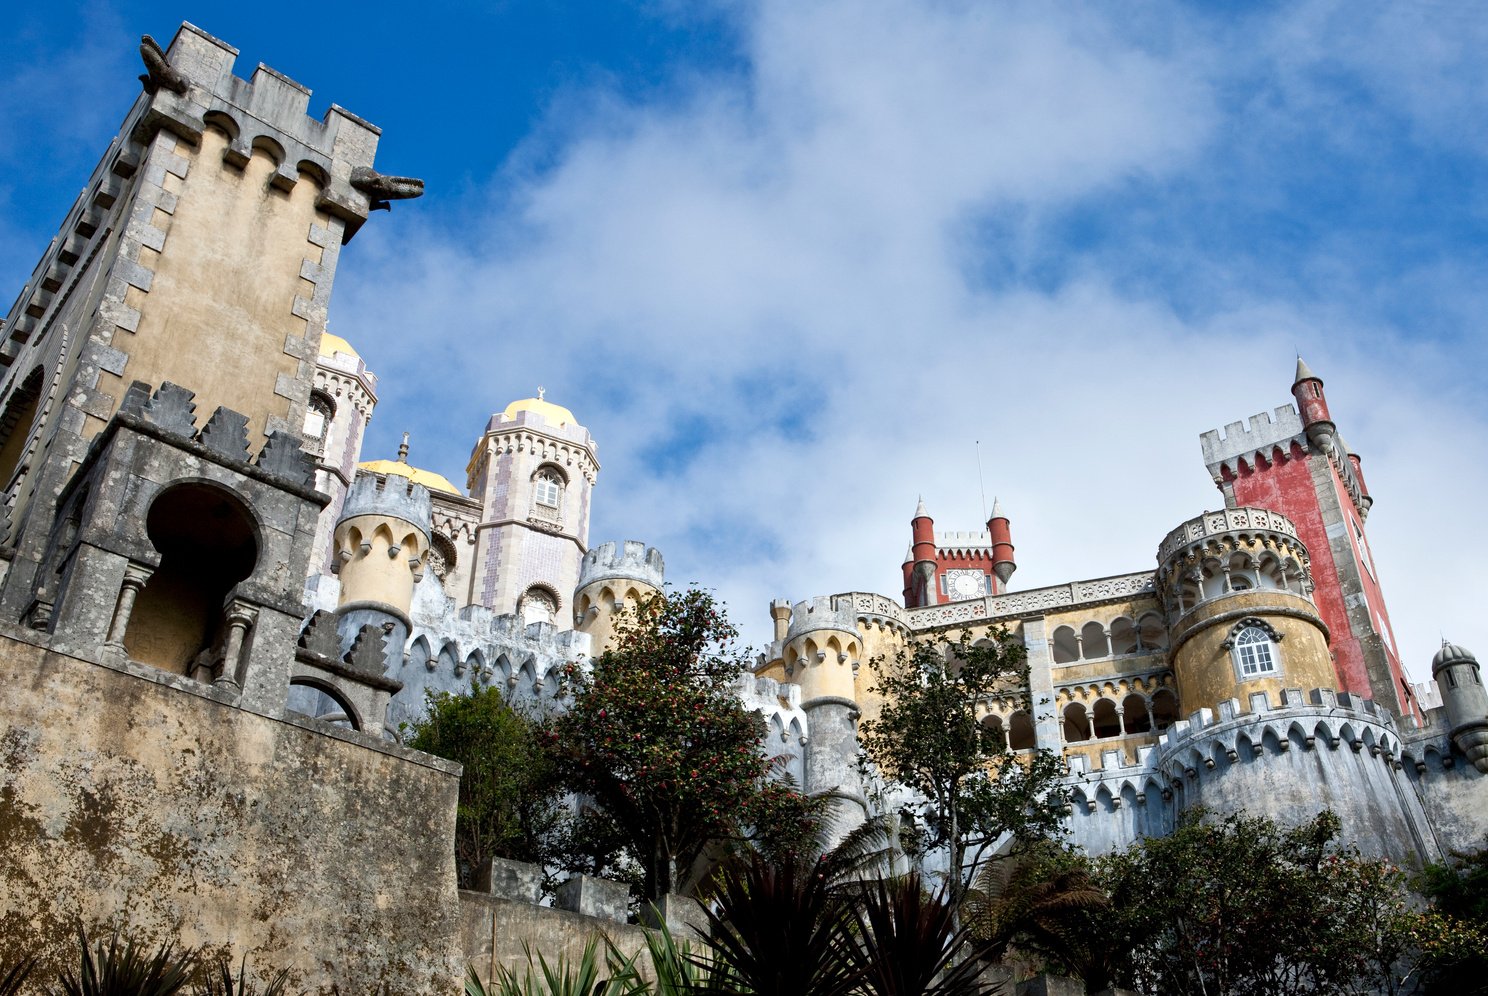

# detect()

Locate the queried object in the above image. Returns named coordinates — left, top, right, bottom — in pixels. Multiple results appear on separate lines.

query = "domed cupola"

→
left=1432, top=641, right=1488, bottom=772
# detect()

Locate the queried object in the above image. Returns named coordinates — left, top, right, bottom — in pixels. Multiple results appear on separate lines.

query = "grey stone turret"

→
left=785, top=595, right=858, bottom=644
left=338, top=471, right=432, bottom=537
left=576, top=540, right=665, bottom=592
left=1433, top=642, right=1488, bottom=773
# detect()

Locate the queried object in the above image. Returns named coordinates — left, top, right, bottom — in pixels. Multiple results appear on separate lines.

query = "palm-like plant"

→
left=56, top=926, right=197, bottom=996
left=192, top=958, right=294, bottom=996
left=960, top=845, right=1108, bottom=986
left=699, top=854, right=858, bottom=996
left=849, top=874, right=999, bottom=996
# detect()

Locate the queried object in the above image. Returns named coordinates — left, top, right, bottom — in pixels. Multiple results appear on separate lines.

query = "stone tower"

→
left=0, top=22, right=420, bottom=622
left=464, top=395, right=598, bottom=622
left=1433, top=642, right=1488, bottom=773
left=901, top=497, right=1016, bottom=608
left=573, top=540, right=665, bottom=654
left=306, top=332, right=378, bottom=573
left=1155, top=507, right=1335, bottom=715
left=1200, top=359, right=1411, bottom=718
left=783, top=595, right=868, bottom=843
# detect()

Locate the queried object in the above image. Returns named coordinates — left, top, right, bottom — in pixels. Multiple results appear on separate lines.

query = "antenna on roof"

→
left=975, top=440, right=988, bottom=522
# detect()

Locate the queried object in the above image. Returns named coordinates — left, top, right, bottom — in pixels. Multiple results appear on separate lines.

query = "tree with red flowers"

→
left=549, top=588, right=820, bottom=900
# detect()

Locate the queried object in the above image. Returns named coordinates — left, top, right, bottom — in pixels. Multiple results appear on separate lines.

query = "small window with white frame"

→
left=1226, top=619, right=1282, bottom=678
left=533, top=468, right=563, bottom=508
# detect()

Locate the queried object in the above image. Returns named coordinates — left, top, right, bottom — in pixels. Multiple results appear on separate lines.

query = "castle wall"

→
left=0, top=633, right=462, bottom=993
left=94, top=128, right=327, bottom=448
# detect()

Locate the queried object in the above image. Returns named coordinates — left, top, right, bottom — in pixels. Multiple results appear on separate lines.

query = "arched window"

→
left=124, top=483, right=258, bottom=675
left=533, top=468, right=563, bottom=508
left=1232, top=625, right=1279, bottom=677
left=286, top=679, right=357, bottom=730
left=519, top=586, right=558, bottom=627
left=0, top=366, right=45, bottom=489
left=303, top=390, right=335, bottom=450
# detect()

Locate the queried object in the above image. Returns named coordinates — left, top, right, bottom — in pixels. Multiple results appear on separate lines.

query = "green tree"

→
left=1418, top=842, right=1488, bottom=994
left=405, top=681, right=561, bottom=889
left=1090, top=809, right=1474, bottom=996
left=548, top=588, right=820, bottom=900
left=858, top=630, right=1067, bottom=904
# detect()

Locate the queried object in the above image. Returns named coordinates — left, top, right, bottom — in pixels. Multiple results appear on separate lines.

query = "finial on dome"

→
left=397, top=431, right=409, bottom=463
left=915, top=495, right=928, bottom=518
left=537, top=385, right=545, bottom=401
left=991, top=496, right=1005, bottom=519
left=1294, top=355, right=1319, bottom=385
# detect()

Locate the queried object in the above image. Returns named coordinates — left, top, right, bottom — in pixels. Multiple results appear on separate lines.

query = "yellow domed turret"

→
left=318, top=331, right=361, bottom=361
left=357, top=433, right=461, bottom=496
left=501, top=388, right=576, bottom=428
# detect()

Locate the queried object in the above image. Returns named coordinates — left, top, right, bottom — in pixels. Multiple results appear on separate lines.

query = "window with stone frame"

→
left=1232, top=624, right=1279, bottom=677
left=303, top=390, right=335, bottom=455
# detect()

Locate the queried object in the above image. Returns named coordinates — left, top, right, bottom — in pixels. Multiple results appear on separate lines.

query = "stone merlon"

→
left=577, top=541, right=665, bottom=592
left=134, top=23, right=421, bottom=241
left=785, top=595, right=858, bottom=644
left=1200, top=405, right=1304, bottom=479
left=339, top=471, right=432, bottom=537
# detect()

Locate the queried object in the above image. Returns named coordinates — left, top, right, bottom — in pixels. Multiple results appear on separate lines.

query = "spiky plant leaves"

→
left=849, top=874, right=998, bottom=996
left=699, top=854, right=859, bottom=996
left=465, top=965, right=492, bottom=996
left=192, top=957, right=294, bottom=996
left=491, top=939, right=642, bottom=996
left=56, top=925, right=197, bottom=996
left=0, top=957, right=35, bottom=996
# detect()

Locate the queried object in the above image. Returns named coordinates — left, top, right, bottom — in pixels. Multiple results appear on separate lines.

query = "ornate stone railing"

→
left=1157, top=507, right=1297, bottom=564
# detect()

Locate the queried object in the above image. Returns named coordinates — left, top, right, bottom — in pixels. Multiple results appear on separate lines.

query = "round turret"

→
left=1292, top=357, right=1337, bottom=454
left=783, top=595, right=862, bottom=703
left=573, top=540, right=665, bottom=653
left=1156, top=507, right=1335, bottom=715
left=1431, top=642, right=1488, bottom=772
left=332, top=471, right=432, bottom=661
left=988, top=497, right=1016, bottom=587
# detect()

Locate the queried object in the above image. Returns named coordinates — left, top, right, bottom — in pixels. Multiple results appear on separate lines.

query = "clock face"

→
left=946, top=570, right=985, bottom=599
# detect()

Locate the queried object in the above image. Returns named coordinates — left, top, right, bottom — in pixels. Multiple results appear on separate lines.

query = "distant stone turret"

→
left=332, top=471, right=431, bottom=664
left=1433, top=642, right=1488, bottom=773
left=572, top=540, right=664, bottom=654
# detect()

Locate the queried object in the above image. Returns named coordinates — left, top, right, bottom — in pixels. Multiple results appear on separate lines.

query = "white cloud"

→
left=335, top=0, right=1488, bottom=684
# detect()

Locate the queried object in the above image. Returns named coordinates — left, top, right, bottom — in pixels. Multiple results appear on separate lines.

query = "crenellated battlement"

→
left=340, top=468, right=432, bottom=529
left=786, top=594, right=859, bottom=643
left=1200, top=405, right=1303, bottom=480
left=110, top=379, right=317, bottom=492
left=577, top=540, right=665, bottom=593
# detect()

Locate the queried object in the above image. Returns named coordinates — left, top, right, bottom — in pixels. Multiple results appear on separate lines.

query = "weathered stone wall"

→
left=460, top=892, right=654, bottom=989
left=0, top=632, right=463, bottom=994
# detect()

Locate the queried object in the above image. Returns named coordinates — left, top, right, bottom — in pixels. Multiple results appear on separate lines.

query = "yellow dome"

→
left=318, top=332, right=360, bottom=360
left=357, top=459, right=461, bottom=496
left=502, top=395, right=577, bottom=428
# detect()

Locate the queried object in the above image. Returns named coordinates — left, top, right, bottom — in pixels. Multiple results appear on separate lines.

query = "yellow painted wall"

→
left=335, top=514, right=426, bottom=614
left=97, top=129, right=328, bottom=446
left=1170, top=590, right=1335, bottom=715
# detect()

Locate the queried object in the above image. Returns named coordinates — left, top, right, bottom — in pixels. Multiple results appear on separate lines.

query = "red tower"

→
left=1199, top=359, right=1414, bottom=719
left=901, top=497, right=1015, bottom=608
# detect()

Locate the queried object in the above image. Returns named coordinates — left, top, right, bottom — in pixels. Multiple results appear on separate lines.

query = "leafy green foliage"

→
left=549, top=589, right=821, bottom=899
left=1077, top=809, right=1481, bottom=996
left=0, top=956, right=34, bottom=996
left=858, top=630, right=1067, bottom=902
left=477, top=938, right=638, bottom=996
left=405, top=680, right=563, bottom=888
left=191, top=958, right=293, bottom=996
left=1417, top=842, right=1488, bottom=994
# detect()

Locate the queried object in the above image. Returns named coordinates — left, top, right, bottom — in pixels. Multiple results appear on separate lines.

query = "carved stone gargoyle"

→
left=350, top=166, right=426, bottom=211
left=138, top=35, right=189, bottom=96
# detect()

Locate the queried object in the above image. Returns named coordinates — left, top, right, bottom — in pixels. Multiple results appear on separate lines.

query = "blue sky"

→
left=5, top=1, right=1487, bottom=675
